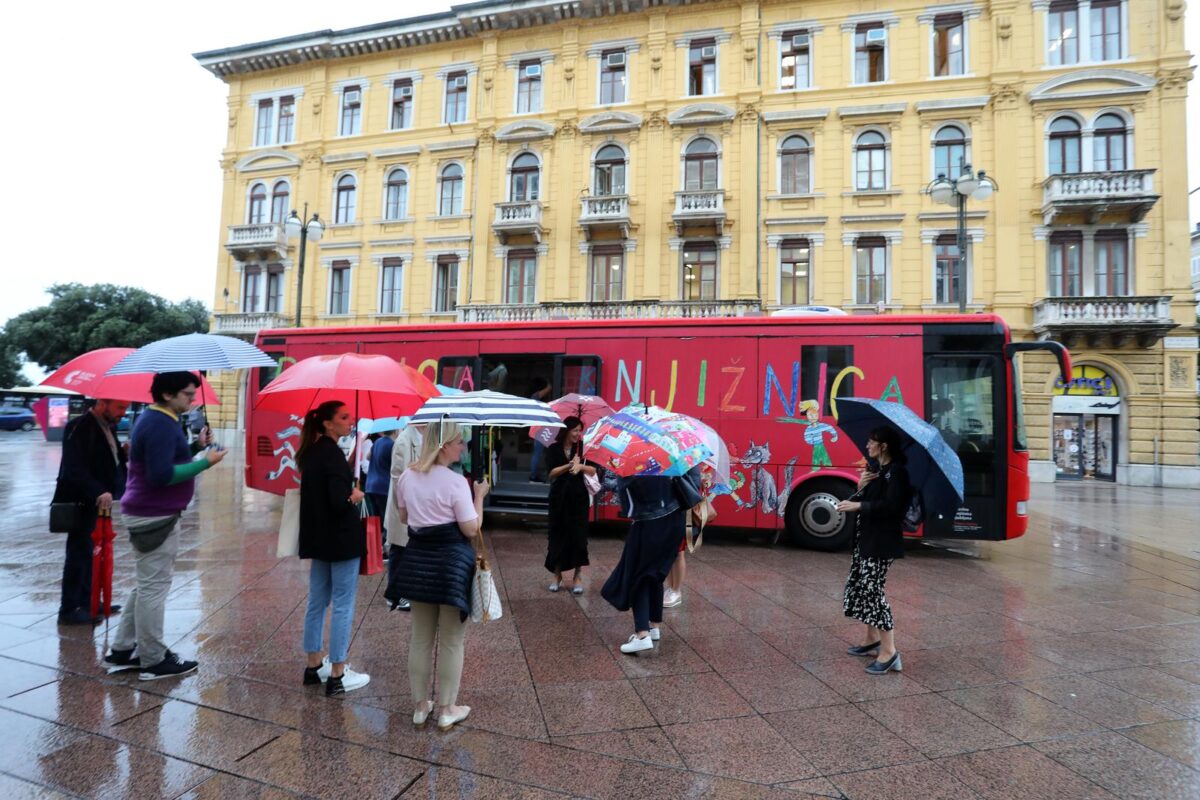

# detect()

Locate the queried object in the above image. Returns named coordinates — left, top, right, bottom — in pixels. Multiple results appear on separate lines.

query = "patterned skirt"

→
left=842, top=537, right=896, bottom=631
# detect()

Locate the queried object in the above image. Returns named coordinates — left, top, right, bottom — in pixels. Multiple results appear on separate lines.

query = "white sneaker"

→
left=663, top=589, right=683, bottom=608
left=650, top=627, right=661, bottom=641
left=326, top=666, right=370, bottom=695
left=620, top=634, right=654, bottom=654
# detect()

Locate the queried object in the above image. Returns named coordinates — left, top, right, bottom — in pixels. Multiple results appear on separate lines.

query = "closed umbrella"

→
left=89, top=509, right=117, bottom=621
left=42, top=348, right=220, bottom=406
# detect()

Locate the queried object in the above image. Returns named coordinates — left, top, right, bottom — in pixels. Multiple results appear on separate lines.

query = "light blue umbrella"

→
left=358, top=416, right=410, bottom=434
left=105, top=333, right=277, bottom=375
left=435, top=383, right=464, bottom=396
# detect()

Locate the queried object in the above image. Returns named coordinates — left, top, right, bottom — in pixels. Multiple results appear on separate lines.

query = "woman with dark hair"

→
left=544, top=416, right=595, bottom=594
left=297, top=400, right=370, bottom=695
left=836, top=425, right=911, bottom=675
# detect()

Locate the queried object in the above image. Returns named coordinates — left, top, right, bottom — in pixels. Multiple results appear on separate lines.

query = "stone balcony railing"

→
left=456, top=298, right=764, bottom=323
left=672, top=190, right=725, bottom=232
left=1041, top=169, right=1159, bottom=224
left=492, top=200, right=544, bottom=242
left=225, top=223, right=289, bottom=260
left=579, top=194, right=633, bottom=239
left=1032, top=295, right=1176, bottom=347
left=211, top=311, right=291, bottom=338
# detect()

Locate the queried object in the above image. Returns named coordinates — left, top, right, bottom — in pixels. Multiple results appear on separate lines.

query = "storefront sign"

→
left=1054, top=365, right=1118, bottom=397
left=1052, top=395, right=1122, bottom=415
left=1163, top=336, right=1199, bottom=350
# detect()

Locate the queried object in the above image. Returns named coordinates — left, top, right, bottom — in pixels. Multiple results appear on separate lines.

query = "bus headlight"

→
left=1015, top=501, right=1028, bottom=517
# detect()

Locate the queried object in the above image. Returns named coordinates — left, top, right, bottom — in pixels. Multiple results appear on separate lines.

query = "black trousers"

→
left=384, top=544, right=407, bottom=604
left=60, top=529, right=93, bottom=614
left=631, top=576, right=664, bottom=633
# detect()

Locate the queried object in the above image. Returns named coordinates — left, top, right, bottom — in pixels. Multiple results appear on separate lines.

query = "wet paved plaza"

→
left=1, top=429, right=1199, bottom=799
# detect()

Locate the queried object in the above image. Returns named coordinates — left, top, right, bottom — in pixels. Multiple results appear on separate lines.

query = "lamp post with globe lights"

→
left=284, top=205, right=324, bottom=327
left=927, top=161, right=997, bottom=313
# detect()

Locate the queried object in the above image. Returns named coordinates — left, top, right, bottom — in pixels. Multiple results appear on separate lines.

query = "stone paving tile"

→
left=828, top=760, right=983, bottom=800
left=688, top=632, right=794, bottom=675
left=723, top=663, right=844, bottom=714
left=175, top=774, right=307, bottom=799
left=609, top=634, right=715, bottom=679
left=1117, top=718, right=1200, bottom=771
left=765, top=704, right=924, bottom=774
left=0, top=772, right=77, bottom=800
left=631, top=671, right=755, bottom=724
left=798, top=657, right=930, bottom=703
left=523, top=643, right=625, bottom=685
left=773, top=777, right=845, bottom=797
left=1152, top=659, right=1200, bottom=686
left=663, top=715, right=818, bottom=784
left=1020, top=674, right=1183, bottom=729
left=896, top=647, right=1007, bottom=692
left=110, top=699, right=285, bottom=768
left=1032, top=731, right=1200, bottom=800
left=535, top=679, right=655, bottom=736
left=1088, top=666, right=1200, bottom=716
left=0, top=675, right=167, bottom=732
left=759, top=626, right=865, bottom=665
left=941, top=683, right=1104, bottom=742
left=401, top=765, right=574, bottom=799
left=552, top=727, right=686, bottom=769
left=859, top=692, right=1020, bottom=758
left=936, top=744, right=1120, bottom=800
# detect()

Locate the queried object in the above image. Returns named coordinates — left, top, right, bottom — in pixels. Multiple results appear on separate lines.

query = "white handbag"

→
left=276, top=488, right=301, bottom=558
left=470, top=529, right=503, bottom=623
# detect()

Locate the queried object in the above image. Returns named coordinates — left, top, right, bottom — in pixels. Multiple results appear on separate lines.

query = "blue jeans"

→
left=529, top=440, right=545, bottom=480
left=303, top=558, right=360, bottom=664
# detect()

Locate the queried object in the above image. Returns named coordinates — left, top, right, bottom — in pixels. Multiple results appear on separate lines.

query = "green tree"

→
left=0, top=332, right=23, bottom=387
left=4, top=284, right=209, bottom=371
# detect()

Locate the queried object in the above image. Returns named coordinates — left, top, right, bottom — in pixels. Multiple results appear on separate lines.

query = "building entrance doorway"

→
left=1052, top=413, right=1116, bottom=480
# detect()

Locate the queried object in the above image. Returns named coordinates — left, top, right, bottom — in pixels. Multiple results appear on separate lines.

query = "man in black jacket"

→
left=53, top=398, right=130, bottom=625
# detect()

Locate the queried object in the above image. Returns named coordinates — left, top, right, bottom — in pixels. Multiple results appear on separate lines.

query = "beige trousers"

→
left=408, top=601, right=468, bottom=706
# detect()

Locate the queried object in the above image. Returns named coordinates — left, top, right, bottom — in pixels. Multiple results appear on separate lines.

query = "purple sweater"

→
left=120, top=408, right=196, bottom=517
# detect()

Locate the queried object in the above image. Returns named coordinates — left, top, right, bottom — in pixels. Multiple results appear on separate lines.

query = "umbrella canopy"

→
left=358, top=416, right=410, bottom=435
left=255, top=353, right=438, bottom=418
left=106, top=333, right=277, bottom=376
left=640, top=407, right=731, bottom=491
left=581, top=408, right=713, bottom=478
left=41, top=348, right=219, bottom=407
left=835, top=397, right=965, bottom=513
left=530, top=393, right=616, bottom=446
left=409, top=389, right=564, bottom=429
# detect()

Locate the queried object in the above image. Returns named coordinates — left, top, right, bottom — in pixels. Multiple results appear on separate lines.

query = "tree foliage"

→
left=4, top=284, right=209, bottom=371
left=0, top=332, right=22, bottom=387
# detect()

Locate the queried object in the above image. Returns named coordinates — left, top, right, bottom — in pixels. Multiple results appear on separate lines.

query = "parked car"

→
left=0, top=407, right=36, bottom=432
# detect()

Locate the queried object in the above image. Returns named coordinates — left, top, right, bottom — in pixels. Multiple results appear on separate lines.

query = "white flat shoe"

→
left=548, top=582, right=560, bottom=593
left=620, top=634, right=654, bottom=654
left=412, top=700, right=434, bottom=728
left=650, top=627, right=661, bottom=641
left=437, top=705, right=471, bottom=731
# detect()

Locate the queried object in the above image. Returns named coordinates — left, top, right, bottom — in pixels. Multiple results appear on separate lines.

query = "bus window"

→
left=257, top=354, right=284, bottom=391
left=1011, top=360, right=1027, bottom=452
left=439, top=357, right=481, bottom=392
left=556, top=356, right=602, bottom=396
left=801, top=345, right=853, bottom=415
left=927, top=356, right=996, bottom=497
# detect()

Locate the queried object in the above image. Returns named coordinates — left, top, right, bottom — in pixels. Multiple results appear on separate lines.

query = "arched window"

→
left=854, top=131, right=888, bottom=190
left=509, top=153, right=540, bottom=202
left=248, top=182, right=267, bottom=224
left=684, top=137, right=719, bottom=191
left=779, top=135, right=811, bottom=195
left=334, top=174, right=357, bottom=224
left=593, top=144, right=627, bottom=196
left=933, top=125, right=967, bottom=179
left=439, top=163, right=464, bottom=216
left=384, top=168, right=409, bottom=220
left=270, top=181, right=290, bottom=224
left=1048, top=117, right=1082, bottom=174
left=1093, top=113, right=1127, bottom=172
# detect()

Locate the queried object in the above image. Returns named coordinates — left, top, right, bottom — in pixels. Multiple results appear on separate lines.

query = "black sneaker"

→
left=139, top=651, right=199, bottom=681
left=303, top=666, right=322, bottom=685
left=104, top=647, right=141, bottom=674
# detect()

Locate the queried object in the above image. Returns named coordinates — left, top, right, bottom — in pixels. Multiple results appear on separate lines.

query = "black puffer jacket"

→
left=393, top=522, right=476, bottom=620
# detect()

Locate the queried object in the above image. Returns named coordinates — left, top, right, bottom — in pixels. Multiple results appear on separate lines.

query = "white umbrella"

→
left=409, top=389, right=564, bottom=429
left=105, top=333, right=277, bottom=375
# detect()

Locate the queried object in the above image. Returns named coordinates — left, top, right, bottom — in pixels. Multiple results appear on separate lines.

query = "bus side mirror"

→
left=1004, top=341, right=1072, bottom=384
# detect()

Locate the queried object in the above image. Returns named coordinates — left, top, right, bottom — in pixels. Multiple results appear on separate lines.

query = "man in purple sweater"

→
left=103, top=372, right=226, bottom=680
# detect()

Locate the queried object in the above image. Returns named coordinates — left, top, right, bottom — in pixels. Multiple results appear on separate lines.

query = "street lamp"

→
left=927, top=160, right=998, bottom=313
left=284, top=205, right=324, bottom=327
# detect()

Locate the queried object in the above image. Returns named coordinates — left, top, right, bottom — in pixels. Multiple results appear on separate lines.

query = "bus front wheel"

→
left=785, top=479, right=856, bottom=551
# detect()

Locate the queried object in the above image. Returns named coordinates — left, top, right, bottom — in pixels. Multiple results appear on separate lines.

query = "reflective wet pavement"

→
left=1, top=428, right=1198, bottom=799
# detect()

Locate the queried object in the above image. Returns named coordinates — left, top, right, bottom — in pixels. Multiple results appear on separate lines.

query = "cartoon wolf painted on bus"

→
left=732, top=441, right=798, bottom=517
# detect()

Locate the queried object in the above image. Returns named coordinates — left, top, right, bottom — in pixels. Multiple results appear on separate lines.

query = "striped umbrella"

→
left=409, top=390, right=565, bottom=429
left=105, top=333, right=277, bottom=375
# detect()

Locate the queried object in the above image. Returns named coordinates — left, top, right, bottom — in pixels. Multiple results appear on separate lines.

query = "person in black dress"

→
left=544, top=416, right=595, bottom=594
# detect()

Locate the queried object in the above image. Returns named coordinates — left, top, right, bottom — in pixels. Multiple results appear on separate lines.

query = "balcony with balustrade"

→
left=456, top=298, right=763, bottom=323
left=579, top=195, right=632, bottom=239
left=492, top=201, right=544, bottom=243
left=672, top=190, right=726, bottom=234
left=1032, top=295, right=1177, bottom=348
left=211, top=311, right=292, bottom=339
left=225, top=223, right=289, bottom=261
left=1041, top=170, right=1159, bottom=225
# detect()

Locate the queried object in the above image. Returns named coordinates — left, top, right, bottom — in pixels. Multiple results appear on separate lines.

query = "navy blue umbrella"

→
left=836, top=397, right=964, bottom=514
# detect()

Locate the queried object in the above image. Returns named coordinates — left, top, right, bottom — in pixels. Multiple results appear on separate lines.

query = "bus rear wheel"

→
left=785, top=479, right=856, bottom=551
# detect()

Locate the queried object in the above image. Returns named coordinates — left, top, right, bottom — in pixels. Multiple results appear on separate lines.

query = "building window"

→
left=855, top=236, right=888, bottom=304
left=1090, top=0, right=1122, bottom=62
left=1093, top=113, right=1127, bottom=171
left=599, top=50, right=627, bottom=104
left=339, top=85, right=362, bottom=136
left=444, top=72, right=468, bottom=123
left=854, top=131, right=888, bottom=190
left=438, top=164, right=464, bottom=215
left=593, top=144, right=626, bottom=195
left=854, top=23, right=887, bottom=83
left=380, top=258, right=403, bottom=314
left=270, top=181, right=290, bottom=224
left=505, top=251, right=537, bottom=304
left=779, top=134, right=812, bottom=194
left=1048, top=1, right=1079, bottom=66
left=780, top=30, right=811, bottom=90
left=384, top=168, right=409, bottom=220
left=329, top=262, right=351, bottom=315
left=1048, top=117, right=1082, bottom=174
left=933, top=125, right=967, bottom=179
left=933, top=14, right=965, bottom=76
left=253, top=94, right=297, bottom=146
left=255, top=100, right=274, bottom=147
left=934, top=234, right=964, bottom=305
left=1049, top=231, right=1083, bottom=296
left=1094, top=231, right=1129, bottom=295
left=684, top=137, right=719, bottom=191
left=334, top=174, right=357, bottom=224
left=590, top=247, right=624, bottom=302
left=516, top=60, right=543, bottom=113
left=391, top=79, right=413, bottom=130
left=509, top=153, right=540, bottom=201
left=247, top=183, right=267, bottom=224
left=688, top=38, right=717, bottom=96
left=682, top=243, right=717, bottom=301
left=266, top=268, right=284, bottom=312
left=434, top=255, right=459, bottom=312
left=779, top=240, right=810, bottom=305
left=242, top=267, right=262, bottom=312
left=277, top=96, right=295, bottom=143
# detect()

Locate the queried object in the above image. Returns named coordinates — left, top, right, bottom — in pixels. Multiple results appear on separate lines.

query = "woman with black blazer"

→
left=297, top=401, right=370, bottom=696
left=836, top=425, right=911, bottom=675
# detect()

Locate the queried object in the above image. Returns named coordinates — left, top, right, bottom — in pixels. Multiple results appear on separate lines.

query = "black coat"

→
left=299, top=436, right=366, bottom=563
left=855, top=462, right=911, bottom=560
left=52, top=412, right=127, bottom=533
left=393, top=522, right=476, bottom=621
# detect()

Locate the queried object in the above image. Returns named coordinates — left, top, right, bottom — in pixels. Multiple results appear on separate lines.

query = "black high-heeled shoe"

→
left=847, top=641, right=880, bottom=657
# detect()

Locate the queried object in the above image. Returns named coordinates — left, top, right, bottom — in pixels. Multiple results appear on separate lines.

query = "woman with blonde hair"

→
left=392, top=419, right=489, bottom=730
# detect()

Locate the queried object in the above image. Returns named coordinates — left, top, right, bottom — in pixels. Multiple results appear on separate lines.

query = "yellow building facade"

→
left=197, top=0, right=1198, bottom=486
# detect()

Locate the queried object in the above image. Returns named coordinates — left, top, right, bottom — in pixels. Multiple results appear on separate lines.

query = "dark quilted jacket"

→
left=393, top=522, right=476, bottom=620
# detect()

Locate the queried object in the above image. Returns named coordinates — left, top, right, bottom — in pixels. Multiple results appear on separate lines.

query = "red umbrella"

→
left=41, top=348, right=220, bottom=406
left=90, top=509, right=117, bottom=619
left=530, top=394, right=616, bottom=446
left=254, top=353, right=438, bottom=419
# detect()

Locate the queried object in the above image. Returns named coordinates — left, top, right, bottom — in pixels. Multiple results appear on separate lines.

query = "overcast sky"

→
left=1, top=1, right=1197, bottom=340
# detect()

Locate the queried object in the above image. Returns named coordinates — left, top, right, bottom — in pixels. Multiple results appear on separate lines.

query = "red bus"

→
left=246, top=315, right=1068, bottom=550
